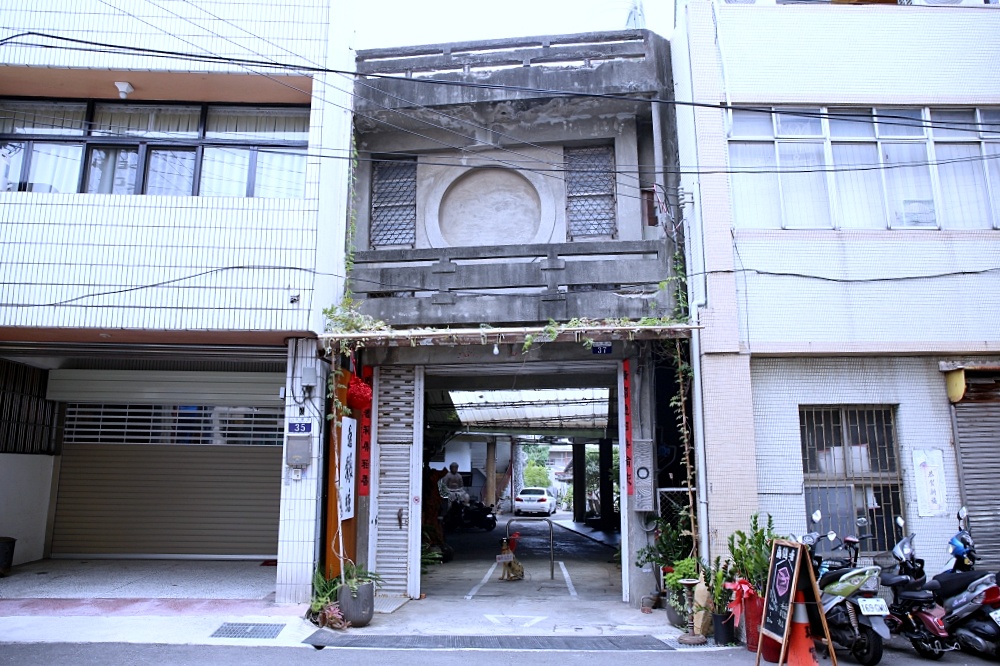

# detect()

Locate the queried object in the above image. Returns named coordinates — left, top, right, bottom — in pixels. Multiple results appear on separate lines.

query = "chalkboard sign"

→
left=754, top=539, right=836, bottom=666
left=761, top=539, right=801, bottom=642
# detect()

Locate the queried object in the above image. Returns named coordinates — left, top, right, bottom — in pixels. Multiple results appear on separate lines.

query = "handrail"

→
left=505, top=517, right=554, bottom=580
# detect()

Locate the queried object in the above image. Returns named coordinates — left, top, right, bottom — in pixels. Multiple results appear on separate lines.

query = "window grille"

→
left=370, top=158, right=417, bottom=247
left=800, top=405, right=903, bottom=554
left=0, top=360, right=56, bottom=455
left=565, top=145, right=617, bottom=238
left=63, top=404, right=284, bottom=446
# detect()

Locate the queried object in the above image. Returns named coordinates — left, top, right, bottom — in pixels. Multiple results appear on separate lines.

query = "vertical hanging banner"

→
left=623, top=359, right=634, bottom=496
left=340, top=416, right=357, bottom=519
left=358, top=366, right=373, bottom=497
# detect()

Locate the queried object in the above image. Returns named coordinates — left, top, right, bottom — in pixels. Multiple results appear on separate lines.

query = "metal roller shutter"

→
left=370, top=366, right=423, bottom=599
left=52, top=443, right=281, bottom=557
left=954, top=402, right=1000, bottom=565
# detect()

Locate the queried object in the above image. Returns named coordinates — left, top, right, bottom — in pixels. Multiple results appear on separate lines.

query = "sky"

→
left=351, top=0, right=674, bottom=50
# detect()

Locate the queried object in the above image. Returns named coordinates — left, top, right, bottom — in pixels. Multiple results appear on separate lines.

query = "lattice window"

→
left=0, top=360, right=57, bottom=454
left=63, top=404, right=284, bottom=446
left=800, top=405, right=903, bottom=554
left=370, top=158, right=417, bottom=247
left=565, top=145, right=617, bottom=238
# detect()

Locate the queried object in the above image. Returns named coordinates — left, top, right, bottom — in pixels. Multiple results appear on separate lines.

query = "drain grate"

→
left=212, top=623, right=285, bottom=639
left=303, top=633, right=673, bottom=651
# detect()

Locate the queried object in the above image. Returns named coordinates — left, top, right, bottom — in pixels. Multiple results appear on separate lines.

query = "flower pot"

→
left=712, top=611, right=736, bottom=645
left=743, top=594, right=765, bottom=652
left=663, top=590, right=688, bottom=628
left=337, top=581, right=375, bottom=628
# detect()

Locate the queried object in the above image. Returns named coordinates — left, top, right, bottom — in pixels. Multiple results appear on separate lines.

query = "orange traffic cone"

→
left=787, top=591, right=820, bottom=666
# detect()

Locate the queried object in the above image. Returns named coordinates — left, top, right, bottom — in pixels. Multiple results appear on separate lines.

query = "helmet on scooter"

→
left=948, top=530, right=975, bottom=559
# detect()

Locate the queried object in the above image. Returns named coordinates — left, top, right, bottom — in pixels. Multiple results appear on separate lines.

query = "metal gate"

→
left=369, top=365, right=423, bottom=599
left=954, top=402, right=1000, bottom=565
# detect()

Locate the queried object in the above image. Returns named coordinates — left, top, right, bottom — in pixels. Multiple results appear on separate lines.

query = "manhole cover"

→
left=211, top=623, right=285, bottom=639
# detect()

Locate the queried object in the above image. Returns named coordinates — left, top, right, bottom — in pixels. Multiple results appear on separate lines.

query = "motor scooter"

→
left=801, top=510, right=888, bottom=666
left=930, top=507, right=1000, bottom=659
left=443, top=498, right=497, bottom=532
left=879, top=516, right=959, bottom=660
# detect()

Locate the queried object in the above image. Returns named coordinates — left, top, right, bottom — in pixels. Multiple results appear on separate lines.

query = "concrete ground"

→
left=0, top=515, right=727, bottom=652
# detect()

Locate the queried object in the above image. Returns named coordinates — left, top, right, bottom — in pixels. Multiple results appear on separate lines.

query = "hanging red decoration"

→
left=346, top=375, right=373, bottom=410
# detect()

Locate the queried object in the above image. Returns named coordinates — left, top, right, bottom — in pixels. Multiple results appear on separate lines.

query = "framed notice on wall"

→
left=339, top=416, right=357, bottom=520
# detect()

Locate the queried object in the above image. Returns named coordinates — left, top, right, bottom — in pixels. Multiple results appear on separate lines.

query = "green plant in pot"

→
left=662, top=556, right=699, bottom=628
left=726, top=513, right=778, bottom=649
left=308, top=568, right=349, bottom=630
left=336, top=559, right=383, bottom=628
left=701, top=555, right=736, bottom=644
left=635, top=514, right=693, bottom=575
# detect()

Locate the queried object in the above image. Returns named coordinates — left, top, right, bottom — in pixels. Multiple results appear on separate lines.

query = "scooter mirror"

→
left=811, top=510, right=822, bottom=523
left=856, top=517, right=869, bottom=528
left=958, top=506, right=968, bottom=521
left=826, top=531, right=837, bottom=541
left=895, top=516, right=905, bottom=528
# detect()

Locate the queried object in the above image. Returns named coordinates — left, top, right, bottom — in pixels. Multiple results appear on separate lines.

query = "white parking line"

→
left=465, top=562, right=499, bottom=599
left=558, top=561, right=577, bottom=597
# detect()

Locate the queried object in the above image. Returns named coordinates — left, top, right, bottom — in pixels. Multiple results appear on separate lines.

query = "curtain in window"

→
left=882, top=142, right=934, bottom=227
left=200, top=147, right=250, bottom=196
left=206, top=108, right=309, bottom=141
left=729, top=142, right=781, bottom=228
left=27, top=143, right=83, bottom=193
left=935, top=143, right=991, bottom=229
left=92, top=105, right=200, bottom=138
left=146, top=149, right=196, bottom=196
left=254, top=149, right=306, bottom=198
left=833, top=143, right=886, bottom=229
left=1, top=142, right=25, bottom=192
left=0, top=102, right=86, bottom=135
left=86, top=147, right=138, bottom=194
left=778, top=142, right=830, bottom=228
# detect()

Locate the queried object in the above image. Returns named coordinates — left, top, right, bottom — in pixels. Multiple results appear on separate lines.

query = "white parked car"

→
left=514, top=487, right=557, bottom=516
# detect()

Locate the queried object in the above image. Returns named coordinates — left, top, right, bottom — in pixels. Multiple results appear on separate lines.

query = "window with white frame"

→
left=728, top=107, right=1000, bottom=230
left=799, top=405, right=903, bottom=554
left=0, top=101, right=309, bottom=197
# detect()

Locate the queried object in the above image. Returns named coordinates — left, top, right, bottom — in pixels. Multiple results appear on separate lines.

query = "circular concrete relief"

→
left=438, top=169, right=541, bottom=246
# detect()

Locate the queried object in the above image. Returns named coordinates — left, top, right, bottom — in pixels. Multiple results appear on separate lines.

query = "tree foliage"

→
left=523, top=460, right=551, bottom=487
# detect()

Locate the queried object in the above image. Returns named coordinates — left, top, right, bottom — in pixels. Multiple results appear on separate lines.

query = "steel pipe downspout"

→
left=673, top=0, right=711, bottom=565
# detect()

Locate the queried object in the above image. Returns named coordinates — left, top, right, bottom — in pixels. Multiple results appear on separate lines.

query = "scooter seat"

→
left=934, top=571, right=992, bottom=599
left=898, top=588, right=936, bottom=603
left=819, top=567, right=852, bottom=589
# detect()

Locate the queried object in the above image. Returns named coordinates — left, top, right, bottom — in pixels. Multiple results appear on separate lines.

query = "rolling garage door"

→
left=48, top=371, right=285, bottom=558
left=954, top=391, right=1000, bottom=566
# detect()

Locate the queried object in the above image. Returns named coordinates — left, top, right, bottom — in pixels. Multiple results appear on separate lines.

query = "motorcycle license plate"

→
left=990, top=608, right=1000, bottom=627
left=858, top=598, right=889, bottom=616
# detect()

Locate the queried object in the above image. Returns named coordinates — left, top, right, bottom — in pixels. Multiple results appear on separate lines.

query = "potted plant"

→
left=701, top=555, right=736, bottom=645
left=635, top=514, right=693, bottom=577
left=726, top=513, right=777, bottom=651
left=307, top=568, right=349, bottom=630
left=336, top=559, right=383, bottom=628
left=662, top=556, right=699, bottom=628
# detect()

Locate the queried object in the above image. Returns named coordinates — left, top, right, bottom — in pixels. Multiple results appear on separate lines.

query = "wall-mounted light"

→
left=114, top=81, right=134, bottom=99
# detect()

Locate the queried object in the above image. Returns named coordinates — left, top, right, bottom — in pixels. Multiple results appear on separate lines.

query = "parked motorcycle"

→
left=931, top=507, right=1000, bottom=659
left=879, top=518, right=959, bottom=659
left=801, top=510, right=888, bottom=666
left=443, top=499, right=497, bottom=532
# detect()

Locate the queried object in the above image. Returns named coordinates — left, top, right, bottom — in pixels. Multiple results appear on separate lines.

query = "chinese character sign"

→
left=623, top=359, right=634, bottom=496
left=340, top=416, right=357, bottom=519
left=358, top=367, right=373, bottom=496
left=914, top=449, right=946, bottom=517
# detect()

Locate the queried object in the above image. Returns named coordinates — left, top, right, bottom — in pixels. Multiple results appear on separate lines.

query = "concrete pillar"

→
left=484, top=436, right=497, bottom=506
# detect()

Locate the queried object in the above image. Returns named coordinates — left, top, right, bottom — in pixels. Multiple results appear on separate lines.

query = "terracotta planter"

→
left=743, top=594, right=765, bottom=652
left=337, top=581, right=375, bottom=628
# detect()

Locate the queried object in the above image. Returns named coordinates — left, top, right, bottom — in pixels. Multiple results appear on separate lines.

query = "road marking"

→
left=558, top=561, right=577, bottom=597
left=465, top=562, right=498, bottom=599
left=484, top=615, right=547, bottom=627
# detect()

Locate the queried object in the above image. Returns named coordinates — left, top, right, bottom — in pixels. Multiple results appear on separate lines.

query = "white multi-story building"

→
left=0, top=0, right=354, bottom=603
left=673, top=0, right=1000, bottom=568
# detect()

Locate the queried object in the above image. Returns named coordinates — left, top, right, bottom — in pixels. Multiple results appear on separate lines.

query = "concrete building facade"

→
left=672, top=0, right=1000, bottom=569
